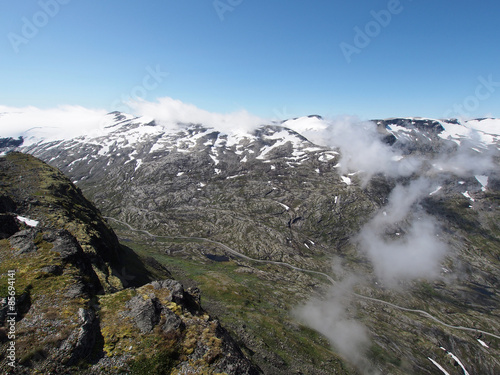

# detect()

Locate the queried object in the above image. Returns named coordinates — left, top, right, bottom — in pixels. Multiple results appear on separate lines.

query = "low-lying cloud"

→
left=289, top=115, right=423, bottom=182
left=294, top=277, right=376, bottom=374
left=128, top=97, right=265, bottom=134
left=0, top=105, right=108, bottom=141
left=0, top=97, right=266, bottom=142
left=357, top=178, right=448, bottom=285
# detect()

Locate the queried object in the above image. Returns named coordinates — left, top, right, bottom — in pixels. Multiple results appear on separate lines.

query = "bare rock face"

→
left=126, top=295, right=162, bottom=333
left=9, top=229, right=38, bottom=255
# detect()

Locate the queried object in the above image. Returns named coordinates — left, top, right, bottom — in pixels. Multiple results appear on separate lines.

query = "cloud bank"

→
left=0, top=97, right=266, bottom=143
left=0, top=105, right=108, bottom=141
left=286, top=115, right=423, bottom=182
left=128, top=97, right=265, bottom=134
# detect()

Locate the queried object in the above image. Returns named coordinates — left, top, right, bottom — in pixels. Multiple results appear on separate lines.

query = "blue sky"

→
left=1, top=0, right=499, bottom=120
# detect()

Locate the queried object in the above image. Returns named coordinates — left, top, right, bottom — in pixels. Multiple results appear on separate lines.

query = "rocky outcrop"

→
left=0, top=153, right=261, bottom=374
left=96, top=279, right=260, bottom=374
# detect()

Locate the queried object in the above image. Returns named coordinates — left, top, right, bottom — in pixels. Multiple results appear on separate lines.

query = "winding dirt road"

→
left=105, top=216, right=500, bottom=340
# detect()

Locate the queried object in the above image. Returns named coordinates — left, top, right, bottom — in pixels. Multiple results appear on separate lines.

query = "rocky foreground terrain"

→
left=1, top=113, right=500, bottom=374
left=0, top=152, right=260, bottom=374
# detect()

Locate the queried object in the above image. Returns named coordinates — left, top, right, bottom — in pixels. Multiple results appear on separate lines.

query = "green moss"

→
left=129, top=348, right=180, bottom=375
left=0, top=152, right=127, bottom=291
left=368, top=343, right=402, bottom=367
left=117, top=236, right=345, bottom=373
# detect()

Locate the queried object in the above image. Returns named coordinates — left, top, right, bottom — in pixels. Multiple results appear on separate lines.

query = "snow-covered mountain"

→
left=3, top=111, right=500, bottom=180
left=377, top=117, right=500, bottom=152
left=1, top=111, right=500, bottom=374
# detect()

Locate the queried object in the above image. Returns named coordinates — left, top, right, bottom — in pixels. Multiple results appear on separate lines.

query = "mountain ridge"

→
left=1, top=113, right=500, bottom=374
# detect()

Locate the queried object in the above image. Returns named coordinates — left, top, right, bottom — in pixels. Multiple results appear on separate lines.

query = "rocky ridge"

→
left=0, top=152, right=261, bottom=374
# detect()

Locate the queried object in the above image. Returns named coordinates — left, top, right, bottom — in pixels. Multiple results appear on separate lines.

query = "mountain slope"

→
left=1, top=114, right=500, bottom=374
left=0, top=152, right=261, bottom=374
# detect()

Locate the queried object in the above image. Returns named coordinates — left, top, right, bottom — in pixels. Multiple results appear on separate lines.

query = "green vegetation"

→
left=129, top=348, right=180, bottom=375
left=115, top=232, right=350, bottom=374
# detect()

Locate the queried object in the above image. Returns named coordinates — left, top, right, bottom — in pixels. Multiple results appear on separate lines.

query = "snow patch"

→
left=429, top=186, right=442, bottom=196
left=462, top=191, right=474, bottom=201
left=318, top=152, right=337, bottom=162
left=134, top=159, right=143, bottom=172
left=439, top=348, right=470, bottom=375
left=475, top=175, right=488, bottom=191
left=277, top=202, right=290, bottom=211
left=447, top=352, right=470, bottom=375
left=17, top=215, right=39, bottom=227
left=341, top=176, right=352, bottom=185
left=428, top=358, right=451, bottom=375
left=477, top=339, right=489, bottom=348
left=209, top=154, right=220, bottom=165
left=281, top=116, right=327, bottom=133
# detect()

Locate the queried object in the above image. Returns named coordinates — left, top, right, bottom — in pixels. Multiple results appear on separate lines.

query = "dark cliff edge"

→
left=0, top=152, right=261, bottom=374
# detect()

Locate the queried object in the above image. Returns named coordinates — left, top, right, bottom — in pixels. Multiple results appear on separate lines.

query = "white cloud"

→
left=357, top=178, right=448, bottom=285
left=0, top=105, right=108, bottom=143
left=0, top=98, right=267, bottom=143
left=294, top=277, right=376, bottom=374
left=295, top=115, right=422, bottom=182
left=127, top=97, right=266, bottom=135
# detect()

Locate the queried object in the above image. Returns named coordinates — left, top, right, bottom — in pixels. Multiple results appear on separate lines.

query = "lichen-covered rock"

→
left=9, top=229, right=38, bottom=254
left=126, top=295, right=162, bottom=333
left=152, top=279, right=185, bottom=303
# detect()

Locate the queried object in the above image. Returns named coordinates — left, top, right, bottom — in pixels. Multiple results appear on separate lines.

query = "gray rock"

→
left=59, top=308, right=99, bottom=366
left=64, top=282, right=87, bottom=298
left=9, top=228, right=38, bottom=254
left=152, top=279, right=184, bottom=303
left=51, top=230, right=82, bottom=259
left=161, top=307, right=183, bottom=335
left=126, top=296, right=161, bottom=333
left=40, top=264, right=63, bottom=276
